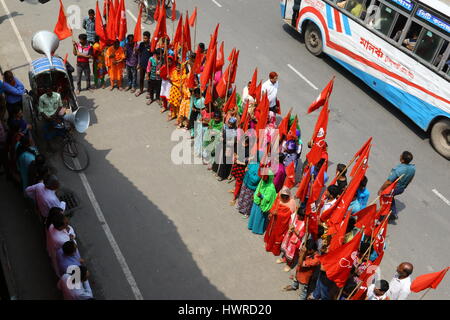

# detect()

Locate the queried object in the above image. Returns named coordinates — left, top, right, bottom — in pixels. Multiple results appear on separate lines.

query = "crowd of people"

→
left=0, top=4, right=420, bottom=300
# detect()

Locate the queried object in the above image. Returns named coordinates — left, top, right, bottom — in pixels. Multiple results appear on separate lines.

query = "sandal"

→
left=283, top=285, right=297, bottom=292
left=284, top=266, right=291, bottom=272
left=135, top=90, right=144, bottom=97
left=229, top=200, right=236, bottom=206
left=276, top=258, right=285, bottom=264
left=146, top=100, right=152, bottom=105
left=130, top=88, right=136, bottom=93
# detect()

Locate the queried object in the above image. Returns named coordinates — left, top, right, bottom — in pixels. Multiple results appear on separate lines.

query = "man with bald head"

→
left=387, top=262, right=413, bottom=300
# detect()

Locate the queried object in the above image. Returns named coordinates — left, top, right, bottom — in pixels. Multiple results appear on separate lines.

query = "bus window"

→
left=402, top=22, right=422, bottom=51
left=390, top=13, right=407, bottom=42
left=338, top=0, right=368, bottom=19
left=415, top=29, right=445, bottom=63
left=434, top=41, right=449, bottom=67
left=374, top=4, right=396, bottom=36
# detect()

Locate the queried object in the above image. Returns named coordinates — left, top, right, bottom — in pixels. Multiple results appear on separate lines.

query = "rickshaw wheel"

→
left=60, top=137, right=90, bottom=172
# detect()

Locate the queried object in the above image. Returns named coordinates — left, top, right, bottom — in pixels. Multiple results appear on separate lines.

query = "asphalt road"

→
left=0, top=0, right=449, bottom=300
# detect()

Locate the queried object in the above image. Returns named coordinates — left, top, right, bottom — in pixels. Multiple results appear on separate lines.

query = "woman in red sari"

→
left=279, top=206, right=306, bottom=272
left=264, top=187, right=297, bottom=256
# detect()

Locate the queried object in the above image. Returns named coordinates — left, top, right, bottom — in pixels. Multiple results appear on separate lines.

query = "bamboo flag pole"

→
left=327, top=154, right=357, bottom=187
left=419, top=288, right=432, bottom=300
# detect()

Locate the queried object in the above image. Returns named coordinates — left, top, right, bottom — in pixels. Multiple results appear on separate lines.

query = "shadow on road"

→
left=0, top=12, right=23, bottom=24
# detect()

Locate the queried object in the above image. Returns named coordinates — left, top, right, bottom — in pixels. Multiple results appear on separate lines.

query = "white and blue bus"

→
left=280, top=0, right=450, bottom=159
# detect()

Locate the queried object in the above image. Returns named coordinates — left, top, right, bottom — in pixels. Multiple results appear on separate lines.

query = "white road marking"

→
left=432, top=189, right=450, bottom=206
left=287, top=63, right=319, bottom=90
left=126, top=9, right=137, bottom=22
left=212, top=0, right=223, bottom=8
left=1, top=0, right=143, bottom=300
left=0, top=0, right=32, bottom=64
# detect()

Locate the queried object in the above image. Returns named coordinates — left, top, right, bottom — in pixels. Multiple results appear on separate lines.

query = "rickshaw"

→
left=26, top=56, right=90, bottom=172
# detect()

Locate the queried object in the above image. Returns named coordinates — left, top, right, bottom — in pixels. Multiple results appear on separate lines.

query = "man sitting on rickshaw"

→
left=38, top=87, right=67, bottom=140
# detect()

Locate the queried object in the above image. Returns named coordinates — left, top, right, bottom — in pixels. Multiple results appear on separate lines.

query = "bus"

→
left=280, top=0, right=450, bottom=159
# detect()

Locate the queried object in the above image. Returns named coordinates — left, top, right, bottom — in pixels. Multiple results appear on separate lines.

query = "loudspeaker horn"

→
left=64, top=107, right=90, bottom=133
left=31, top=30, right=60, bottom=65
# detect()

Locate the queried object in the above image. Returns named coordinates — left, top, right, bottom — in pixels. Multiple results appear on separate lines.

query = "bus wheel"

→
left=431, top=118, right=450, bottom=160
left=305, top=23, right=323, bottom=56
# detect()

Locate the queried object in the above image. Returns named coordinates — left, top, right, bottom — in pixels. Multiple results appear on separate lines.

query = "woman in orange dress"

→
left=168, top=63, right=183, bottom=121
left=177, top=69, right=191, bottom=128
left=105, top=40, right=126, bottom=91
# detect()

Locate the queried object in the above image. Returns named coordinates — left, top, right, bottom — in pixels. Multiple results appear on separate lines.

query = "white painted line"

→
left=0, top=0, right=32, bottom=64
left=1, top=0, right=143, bottom=300
left=432, top=189, right=450, bottom=206
left=127, top=9, right=138, bottom=22
left=212, top=0, right=223, bottom=8
left=287, top=63, right=319, bottom=90
left=77, top=167, right=143, bottom=300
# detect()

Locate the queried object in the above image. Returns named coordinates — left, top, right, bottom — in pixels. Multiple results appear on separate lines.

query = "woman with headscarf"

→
left=229, top=134, right=250, bottom=206
left=248, top=170, right=277, bottom=235
left=237, top=157, right=261, bottom=218
left=273, top=153, right=287, bottom=193
left=168, top=63, right=183, bottom=121
left=215, top=117, right=237, bottom=181
left=264, top=187, right=297, bottom=256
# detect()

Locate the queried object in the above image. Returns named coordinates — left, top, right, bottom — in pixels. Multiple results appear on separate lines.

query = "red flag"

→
left=372, top=219, right=388, bottom=255
left=286, top=116, right=298, bottom=141
left=216, top=41, right=225, bottom=72
left=106, top=1, right=117, bottom=41
left=133, top=4, right=143, bottom=42
left=350, top=139, right=372, bottom=177
left=183, top=11, right=192, bottom=52
left=95, top=1, right=106, bottom=41
left=103, top=0, right=108, bottom=19
left=248, top=68, right=258, bottom=98
left=200, top=44, right=216, bottom=91
left=189, top=7, right=197, bottom=27
left=354, top=204, right=378, bottom=236
left=240, top=101, right=249, bottom=129
left=309, top=159, right=327, bottom=202
left=256, top=92, right=270, bottom=134
left=208, top=24, right=220, bottom=53
left=296, top=165, right=311, bottom=202
left=411, top=267, right=450, bottom=293
left=222, top=88, right=236, bottom=114
left=328, top=167, right=366, bottom=232
left=173, top=14, right=183, bottom=46
left=192, top=45, right=203, bottom=74
left=319, top=231, right=363, bottom=288
left=186, top=70, right=197, bottom=89
left=151, top=4, right=168, bottom=52
left=228, top=48, right=236, bottom=62
left=63, top=53, right=68, bottom=65
left=378, top=178, right=400, bottom=218
left=328, top=211, right=351, bottom=252
left=204, top=85, right=213, bottom=105
left=255, top=81, right=262, bottom=104
left=230, top=50, right=239, bottom=84
left=117, top=0, right=127, bottom=41
left=278, top=109, right=292, bottom=141
left=307, top=77, right=335, bottom=113
left=320, top=195, right=340, bottom=222
left=154, top=0, right=160, bottom=21
left=171, top=0, right=177, bottom=21
left=306, top=100, right=329, bottom=165
left=283, top=162, right=296, bottom=189
left=305, top=200, right=319, bottom=239
left=54, top=0, right=72, bottom=40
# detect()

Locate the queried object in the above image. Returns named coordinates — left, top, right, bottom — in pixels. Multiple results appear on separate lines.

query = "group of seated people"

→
left=0, top=71, right=93, bottom=300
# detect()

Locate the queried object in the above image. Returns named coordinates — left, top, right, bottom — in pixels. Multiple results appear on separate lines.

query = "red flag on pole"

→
left=154, top=0, right=160, bottom=21
left=354, top=204, right=378, bottom=236
left=248, top=68, right=258, bottom=98
left=350, top=138, right=372, bottom=177
left=278, top=109, right=292, bottom=141
left=183, top=11, right=192, bottom=52
left=296, top=164, right=311, bottom=202
left=189, top=7, right=197, bottom=27
left=54, top=0, right=72, bottom=40
left=307, top=77, right=335, bottom=113
left=283, top=162, right=296, bottom=189
left=230, top=50, right=239, bottom=84
left=173, top=14, right=183, bottom=46
left=106, top=1, right=117, bottom=41
left=95, top=1, right=106, bottom=41
left=319, top=231, right=363, bottom=288
left=309, top=158, right=327, bottom=202
left=133, top=4, right=143, bottom=43
left=200, top=44, right=216, bottom=91
left=378, top=178, right=400, bottom=218
left=411, top=267, right=450, bottom=293
left=222, top=88, right=236, bottom=114
left=255, top=80, right=262, bottom=103
left=204, top=85, right=213, bottom=105
left=215, top=41, right=225, bottom=72
left=117, top=0, right=127, bottom=41
left=256, top=92, right=270, bottom=134
left=286, top=115, right=298, bottom=141
left=306, top=100, right=329, bottom=165
left=192, top=44, right=203, bottom=74
left=350, top=254, right=384, bottom=300
left=208, top=24, right=220, bottom=53
left=151, top=4, right=168, bottom=52
left=171, top=0, right=177, bottom=21
left=328, top=211, right=351, bottom=252
left=372, top=220, right=388, bottom=256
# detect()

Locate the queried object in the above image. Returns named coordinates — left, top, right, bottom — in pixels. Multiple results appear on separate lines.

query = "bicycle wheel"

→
left=61, top=138, right=90, bottom=172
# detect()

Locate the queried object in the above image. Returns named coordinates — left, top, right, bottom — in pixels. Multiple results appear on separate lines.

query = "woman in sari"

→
left=177, top=70, right=191, bottom=128
left=229, top=135, right=250, bottom=206
left=248, top=170, right=277, bottom=235
left=279, top=208, right=306, bottom=272
left=264, top=187, right=297, bottom=256
left=237, top=157, right=261, bottom=218
left=168, top=63, right=183, bottom=121
left=159, top=56, right=175, bottom=113
left=92, top=36, right=107, bottom=89
left=105, top=40, right=125, bottom=91
left=202, top=112, right=223, bottom=167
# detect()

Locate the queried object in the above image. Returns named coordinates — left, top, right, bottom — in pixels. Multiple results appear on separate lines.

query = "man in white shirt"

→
left=387, top=262, right=413, bottom=300
left=25, top=174, right=66, bottom=218
left=261, top=72, right=279, bottom=112
left=366, top=280, right=390, bottom=300
left=47, top=212, right=76, bottom=274
left=59, top=265, right=93, bottom=300
left=320, top=185, right=339, bottom=217
left=242, top=81, right=256, bottom=105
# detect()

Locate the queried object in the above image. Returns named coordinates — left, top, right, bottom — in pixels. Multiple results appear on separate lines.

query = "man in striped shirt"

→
left=83, top=9, right=96, bottom=44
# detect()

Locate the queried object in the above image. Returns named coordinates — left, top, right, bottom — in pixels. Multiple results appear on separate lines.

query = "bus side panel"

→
left=280, top=0, right=294, bottom=20
left=329, top=56, right=450, bottom=130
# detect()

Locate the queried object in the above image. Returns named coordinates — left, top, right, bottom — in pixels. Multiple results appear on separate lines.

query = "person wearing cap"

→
left=264, top=187, right=297, bottom=256
left=261, top=72, right=279, bottom=112
left=248, top=170, right=277, bottom=235
left=366, top=280, right=390, bottom=300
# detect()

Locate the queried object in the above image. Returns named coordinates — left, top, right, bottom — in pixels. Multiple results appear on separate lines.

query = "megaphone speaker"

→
left=64, top=107, right=90, bottom=133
